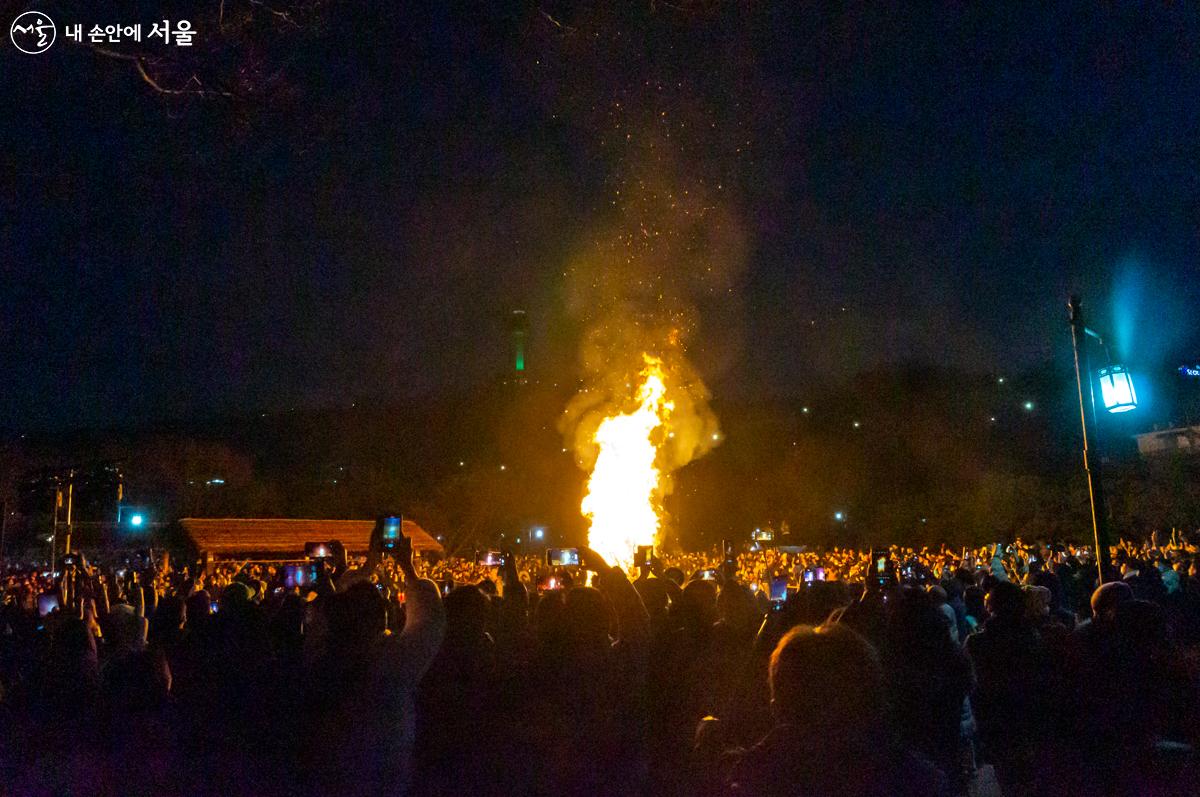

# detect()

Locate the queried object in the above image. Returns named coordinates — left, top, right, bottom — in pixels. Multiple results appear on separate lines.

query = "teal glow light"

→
left=1098, top=365, right=1137, bottom=413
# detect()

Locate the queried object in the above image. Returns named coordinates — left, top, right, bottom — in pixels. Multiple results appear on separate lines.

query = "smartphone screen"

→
left=813, top=567, right=826, bottom=581
left=381, top=515, right=402, bottom=551
left=875, top=556, right=888, bottom=574
left=699, top=568, right=720, bottom=581
left=635, top=545, right=652, bottom=568
left=284, top=564, right=319, bottom=589
left=37, top=593, right=59, bottom=617
left=477, top=550, right=503, bottom=567
left=546, top=548, right=579, bottom=567
left=769, top=575, right=788, bottom=602
left=803, top=568, right=815, bottom=584
left=306, top=541, right=333, bottom=559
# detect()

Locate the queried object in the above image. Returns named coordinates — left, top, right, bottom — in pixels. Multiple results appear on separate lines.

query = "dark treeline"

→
left=3, top=365, right=1198, bottom=556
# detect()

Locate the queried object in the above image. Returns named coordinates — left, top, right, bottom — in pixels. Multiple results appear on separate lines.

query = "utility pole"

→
left=1068, top=296, right=1113, bottom=583
left=63, top=477, right=74, bottom=555
left=51, top=486, right=60, bottom=570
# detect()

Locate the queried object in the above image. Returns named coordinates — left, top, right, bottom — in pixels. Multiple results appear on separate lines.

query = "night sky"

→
left=3, top=2, right=1199, bottom=432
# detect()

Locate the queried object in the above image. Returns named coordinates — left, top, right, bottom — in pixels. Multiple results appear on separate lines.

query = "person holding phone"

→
left=305, top=513, right=446, bottom=796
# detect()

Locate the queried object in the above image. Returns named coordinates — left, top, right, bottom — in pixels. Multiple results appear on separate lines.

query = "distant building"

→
left=1135, top=425, right=1200, bottom=457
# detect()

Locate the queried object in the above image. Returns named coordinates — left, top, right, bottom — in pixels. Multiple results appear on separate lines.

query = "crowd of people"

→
left=0, top=528, right=1198, bottom=796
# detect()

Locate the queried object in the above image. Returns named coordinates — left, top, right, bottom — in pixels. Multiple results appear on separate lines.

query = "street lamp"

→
left=1068, top=295, right=1138, bottom=584
left=1097, top=364, right=1137, bottom=413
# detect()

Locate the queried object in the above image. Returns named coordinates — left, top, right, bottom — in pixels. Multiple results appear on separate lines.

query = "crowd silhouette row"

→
left=1, top=529, right=1198, bottom=796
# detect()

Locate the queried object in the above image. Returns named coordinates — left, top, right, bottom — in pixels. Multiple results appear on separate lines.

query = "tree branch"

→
left=87, top=44, right=233, bottom=98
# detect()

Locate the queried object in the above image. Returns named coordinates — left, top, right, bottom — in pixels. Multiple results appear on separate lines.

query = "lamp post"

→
left=1068, top=295, right=1138, bottom=584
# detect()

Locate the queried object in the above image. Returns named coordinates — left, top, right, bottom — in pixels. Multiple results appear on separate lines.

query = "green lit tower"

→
left=510, top=310, right=529, bottom=378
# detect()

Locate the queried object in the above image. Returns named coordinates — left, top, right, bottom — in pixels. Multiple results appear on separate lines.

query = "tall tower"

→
left=510, top=310, right=529, bottom=379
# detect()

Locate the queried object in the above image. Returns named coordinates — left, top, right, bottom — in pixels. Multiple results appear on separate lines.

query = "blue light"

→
left=1098, top=364, right=1137, bottom=413
left=129, top=514, right=144, bottom=527
left=834, top=511, right=845, bottom=522
left=533, top=528, right=545, bottom=540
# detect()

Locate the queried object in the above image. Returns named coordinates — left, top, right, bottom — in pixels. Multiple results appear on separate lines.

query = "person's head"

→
left=985, top=580, right=1026, bottom=624
left=443, top=585, right=490, bottom=643
left=716, top=582, right=756, bottom=630
left=964, top=585, right=986, bottom=620
left=1029, top=569, right=1064, bottom=609
left=663, top=567, right=685, bottom=587
left=269, top=592, right=307, bottom=654
left=51, top=616, right=98, bottom=674
left=1023, top=585, right=1052, bottom=619
left=324, top=581, right=388, bottom=652
left=184, top=589, right=213, bottom=625
left=148, top=595, right=186, bottom=644
left=1090, top=580, right=1134, bottom=623
left=107, top=604, right=146, bottom=655
left=769, top=623, right=883, bottom=737
left=559, top=586, right=611, bottom=653
left=220, top=581, right=255, bottom=613
left=885, top=588, right=956, bottom=653
left=633, top=576, right=670, bottom=620
left=678, top=578, right=719, bottom=631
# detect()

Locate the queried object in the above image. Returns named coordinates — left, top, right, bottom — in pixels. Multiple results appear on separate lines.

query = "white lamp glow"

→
left=1098, top=365, right=1137, bottom=413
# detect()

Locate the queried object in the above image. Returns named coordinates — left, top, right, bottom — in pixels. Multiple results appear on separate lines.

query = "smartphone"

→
left=305, top=541, right=334, bottom=559
left=769, top=574, right=788, bottom=602
left=37, top=593, right=59, bottom=617
left=751, top=528, right=774, bottom=542
left=721, top=539, right=735, bottom=559
left=699, top=568, right=720, bottom=581
left=635, top=545, right=652, bottom=568
left=812, top=566, right=826, bottom=581
left=60, top=553, right=79, bottom=568
left=284, top=563, right=320, bottom=589
left=872, top=550, right=889, bottom=574
left=546, top=547, right=580, bottom=567
left=210, top=600, right=220, bottom=613
left=380, top=515, right=403, bottom=552
left=803, top=568, right=816, bottom=584
left=477, top=550, right=504, bottom=567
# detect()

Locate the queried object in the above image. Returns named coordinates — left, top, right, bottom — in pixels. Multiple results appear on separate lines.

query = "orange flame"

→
left=581, top=355, right=674, bottom=567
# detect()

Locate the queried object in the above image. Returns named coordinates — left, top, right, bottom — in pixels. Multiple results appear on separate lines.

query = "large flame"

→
left=582, top=355, right=674, bottom=568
